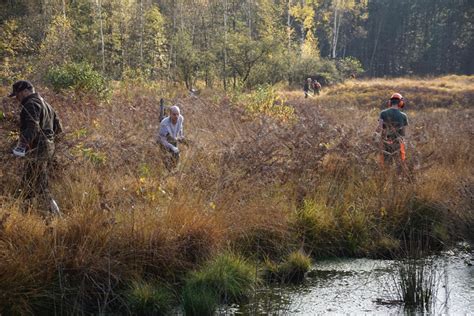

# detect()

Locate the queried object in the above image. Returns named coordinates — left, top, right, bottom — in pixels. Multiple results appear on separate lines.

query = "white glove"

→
left=171, top=146, right=179, bottom=154
left=13, top=144, right=26, bottom=157
left=372, top=132, right=382, bottom=143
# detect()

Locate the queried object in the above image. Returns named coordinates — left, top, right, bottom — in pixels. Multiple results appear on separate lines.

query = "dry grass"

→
left=0, top=75, right=472, bottom=313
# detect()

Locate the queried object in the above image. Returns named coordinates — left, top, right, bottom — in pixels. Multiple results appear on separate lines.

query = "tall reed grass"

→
left=392, top=234, right=442, bottom=313
left=0, top=76, right=472, bottom=313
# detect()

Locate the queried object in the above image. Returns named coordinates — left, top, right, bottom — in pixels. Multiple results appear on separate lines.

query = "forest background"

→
left=1, top=0, right=473, bottom=90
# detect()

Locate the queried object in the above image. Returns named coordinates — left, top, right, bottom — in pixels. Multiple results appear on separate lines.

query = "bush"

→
left=241, top=84, right=295, bottom=122
left=45, top=62, right=108, bottom=97
left=288, top=57, right=342, bottom=86
left=336, top=57, right=364, bottom=79
left=244, top=54, right=289, bottom=88
left=125, top=280, right=174, bottom=316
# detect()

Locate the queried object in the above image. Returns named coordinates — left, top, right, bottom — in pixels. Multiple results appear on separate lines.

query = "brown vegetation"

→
left=0, top=76, right=472, bottom=313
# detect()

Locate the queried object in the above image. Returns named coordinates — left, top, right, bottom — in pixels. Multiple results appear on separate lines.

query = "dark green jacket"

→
left=20, top=93, right=62, bottom=156
left=379, top=107, right=408, bottom=140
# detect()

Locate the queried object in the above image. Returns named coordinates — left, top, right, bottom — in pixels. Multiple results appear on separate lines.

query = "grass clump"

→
left=263, top=251, right=311, bottom=284
left=292, top=200, right=371, bottom=257
left=293, top=200, right=337, bottom=256
left=279, top=251, right=312, bottom=283
left=182, top=253, right=257, bottom=315
left=396, top=257, right=438, bottom=312
left=125, top=280, right=174, bottom=316
left=391, top=233, right=441, bottom=313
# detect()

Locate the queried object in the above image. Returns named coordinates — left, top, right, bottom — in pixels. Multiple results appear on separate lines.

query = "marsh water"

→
left=224, top=248, right=473, bottom=315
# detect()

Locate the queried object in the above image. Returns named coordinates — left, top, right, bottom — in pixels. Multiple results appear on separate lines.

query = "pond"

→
left=226, top=248, right=473, bottom=315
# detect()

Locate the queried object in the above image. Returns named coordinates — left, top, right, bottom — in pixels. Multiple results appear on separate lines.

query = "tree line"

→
left=1, top=0, right=472, bottom=90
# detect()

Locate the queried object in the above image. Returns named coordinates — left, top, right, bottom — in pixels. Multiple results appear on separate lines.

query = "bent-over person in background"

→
left=303, top=78, right=312, bottom=98
left=157, top=105, right=185, bottom=170
left=9, top=80, right=63, bottom=216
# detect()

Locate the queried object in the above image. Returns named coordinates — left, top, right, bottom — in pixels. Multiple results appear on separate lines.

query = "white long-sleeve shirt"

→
left=158, top=115, right=184, bottom=151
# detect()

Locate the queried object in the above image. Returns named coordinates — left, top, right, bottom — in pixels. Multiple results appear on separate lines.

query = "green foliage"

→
left=0, top=19, right=32, bottom=83
left=38, top=15, right=74, bottom=73
left=263, top=251, right=312, bottom=284
left=278, top=251, right=312, bottom=283
left=45, top=62, right=108, bottom=97
left=293, top=200, right=337, bottom=256
left=142, top=6, right=167, bottom=77
left=225, top=32, right=273, bottom=87
left=171, top=30, right=200, bottom=89
left=1, top=0, right=472, bottom=87
left=73, top=143, right=107, bottom=165
left=288, top=56, right=341, bottom=85
left=243, top=84, right=295, bottom=122
left=182, top=282, right=218, bottom=316
left=182, top=253, right=257, bottom=315
left=336, top=57, right=364, bottom=78
left=293, top=199, right=372, bottom=257
left=125, top=280, right=173, bottom=316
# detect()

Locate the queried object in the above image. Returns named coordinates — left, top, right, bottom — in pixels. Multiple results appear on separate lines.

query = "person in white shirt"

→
left=157, top=105, right=184, bottom=169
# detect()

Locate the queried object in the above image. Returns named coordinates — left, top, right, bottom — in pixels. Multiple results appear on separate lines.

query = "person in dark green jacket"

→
left=376, top=93, right=408, bottom=172
left=9, top=80, right=63, bottom=216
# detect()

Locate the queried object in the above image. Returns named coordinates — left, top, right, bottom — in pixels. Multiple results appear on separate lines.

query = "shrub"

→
left=182, top=253, right=257, bottom=315
left=288, top=56, right=342, bottom=86
left=45, top=62, right=108, bottom=97
left=125, top=280, right=174, bottom=316
left=242, top=84, right=295, bottom=122
left=336, top=57, right=364, bottom=79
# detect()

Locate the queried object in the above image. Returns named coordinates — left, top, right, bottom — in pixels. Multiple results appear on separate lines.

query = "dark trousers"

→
left=382, top=140, right=405, bottom=165
left=380, top=139, right=408, bottom=176
left=20, top=146, right=54, bottom=213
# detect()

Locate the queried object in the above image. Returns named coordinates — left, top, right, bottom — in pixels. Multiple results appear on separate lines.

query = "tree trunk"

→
left=331, top=1, right=340, bottom=59
left=223, top=0, right=228, bottom=91
left=97, top=0, right=105, bottom=73
left=248, top=0, right=252, bottom=38
left=139, top=0, right=144, bottom=70
left=62, top=0, right=66, bottom=17
left=287, top=0, right=291, bottom=52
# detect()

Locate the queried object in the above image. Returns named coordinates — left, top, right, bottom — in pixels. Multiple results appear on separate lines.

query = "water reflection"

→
left=226, top=249, right=473, bottom=315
